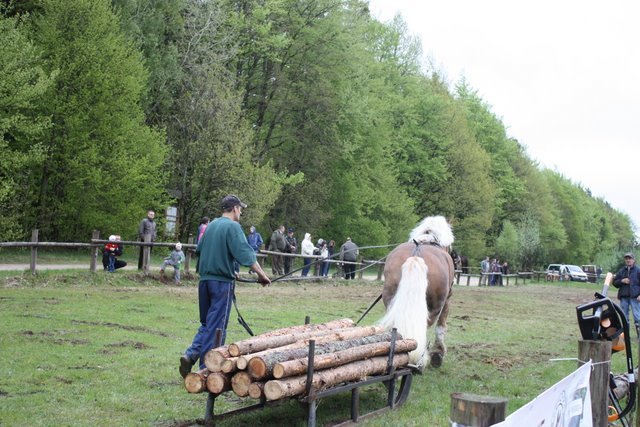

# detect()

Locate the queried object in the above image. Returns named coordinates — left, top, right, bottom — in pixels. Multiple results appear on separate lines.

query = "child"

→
left=104, top=235, right=119, bottom=272
left=160, top=243, right=185, bottom=284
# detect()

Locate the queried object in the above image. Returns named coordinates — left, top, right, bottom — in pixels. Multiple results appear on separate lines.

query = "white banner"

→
left=492, top=361, right=592, bottom=427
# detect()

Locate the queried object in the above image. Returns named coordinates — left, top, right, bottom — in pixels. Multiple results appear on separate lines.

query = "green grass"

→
left=0, top=272, right=624, bottom=426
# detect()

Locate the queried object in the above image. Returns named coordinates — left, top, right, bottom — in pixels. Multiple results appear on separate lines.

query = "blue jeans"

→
left=321, top=261, right=329, bottom=277
left=185, top=280, right=234, bottom=368
left=302, top=258, right=312, bottom=276
left=619, top=297, right=640, bottom=327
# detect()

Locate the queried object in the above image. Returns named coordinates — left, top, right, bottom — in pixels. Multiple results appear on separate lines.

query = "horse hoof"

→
left=430, top=353, right=443, bottom=368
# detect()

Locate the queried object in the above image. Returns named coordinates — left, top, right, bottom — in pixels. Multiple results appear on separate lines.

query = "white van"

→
left=546, top=264, right=588, bottom=282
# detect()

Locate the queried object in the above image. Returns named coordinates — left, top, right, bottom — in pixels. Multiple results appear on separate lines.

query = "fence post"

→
left=142, top=234, right=152, bottom=274
left=377, top=261, right=384, bottom=281
left=184, top=234, right=194, bottom=274
left=450, top=393, right=507, bottom=426
left=357, top=257, right=363, bottom=280
left=90, top=230, right=100, bottom=273
left=30, top=229, right=39, bottom=275
left=578, top=340, right=610, bottom=427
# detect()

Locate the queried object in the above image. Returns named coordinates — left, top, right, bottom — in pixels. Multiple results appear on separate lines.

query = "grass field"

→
left=0, top=270, right=624, bottom=426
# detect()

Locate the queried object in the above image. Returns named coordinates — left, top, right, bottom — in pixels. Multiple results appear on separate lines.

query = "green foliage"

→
left=27, top=0, right=167, bottom=240
left=495, top=220, right=518, bottom=266
left=0, top=15, right=55, bottom=240
left=516, top=214, right=543, bottom=270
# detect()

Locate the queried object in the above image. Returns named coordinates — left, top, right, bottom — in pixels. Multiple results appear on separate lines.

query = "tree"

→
left=495, top=220, right=518, bottom=267
left=28, top=0, right=167, bottom=240
left=0, top=14, right=55, bottom=239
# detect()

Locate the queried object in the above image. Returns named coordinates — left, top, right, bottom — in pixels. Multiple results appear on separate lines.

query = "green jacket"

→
left=196, top=217, right=256, bottom=281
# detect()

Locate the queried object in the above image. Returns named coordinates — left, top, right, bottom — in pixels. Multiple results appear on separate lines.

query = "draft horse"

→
left=379, top=216, right=455, bottom=370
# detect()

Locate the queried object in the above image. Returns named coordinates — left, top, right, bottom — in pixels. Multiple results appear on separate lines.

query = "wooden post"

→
left=90, top=230, right=100, bottom=273
left=184, top=234, right=194, bottom=274
left=465, top=274, right=471, bottom=286
left=450, top=393, right=507, bottom=426
left=357, top=257, right=363, bottom=280
left=377, top=262, right=384, bottom=281
left=30, top=229, right=39, bottom=275
left=142, top=234, right=152, bottom=274
left=578, top=339, right=610, bottom=427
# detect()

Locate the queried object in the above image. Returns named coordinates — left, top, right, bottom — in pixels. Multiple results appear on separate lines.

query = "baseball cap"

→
left=624, top=252, right=635, bottom=259
left=221, top=194, right=247, bottom=210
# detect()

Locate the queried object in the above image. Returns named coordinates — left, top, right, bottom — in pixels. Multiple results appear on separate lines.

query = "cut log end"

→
left=248, top=382, right=265, bottom=399
left=184, top=372, right=207, bottom=393
left=228, top=343, right=241, bottom=357
left=206, top=372, right=231, bottom=394
left=264, top=380, right=287, bottom=401
left=231, top=372, right=252, bottom=397
left=248, top=357, right=268, bottom=379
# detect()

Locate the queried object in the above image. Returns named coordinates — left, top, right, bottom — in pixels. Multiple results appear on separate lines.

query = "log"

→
left=206, top=372, right=231, bottom=394
left=221, top=357, right=238, bottom=374
left=228, top=318, right=356, bottom=356
left=231, top=371, right=253, bottom=397
left=203, top=345, right=231, bottom=372
left=264, top=353, right=410, bottom=401
left=248, top=332, right=405, bottom=380
left=273, top=339, right=417, bottom=379
left=248, top=382, right=265, bottom=399
left=184, top=368, right=209, bottom=393
left=236, top=325, right=385, bottom=370
left=450, top=393, right=507, bottom=426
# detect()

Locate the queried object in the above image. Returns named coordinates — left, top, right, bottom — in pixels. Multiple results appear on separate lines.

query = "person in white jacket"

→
left=301, top=233, right=315, bottom=277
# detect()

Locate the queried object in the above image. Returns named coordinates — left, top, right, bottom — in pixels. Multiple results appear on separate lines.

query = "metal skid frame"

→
left=203, top=328, right=413, bottom=426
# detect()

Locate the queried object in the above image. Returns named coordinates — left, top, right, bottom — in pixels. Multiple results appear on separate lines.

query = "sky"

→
left=369, top=0, right=640, bottom=233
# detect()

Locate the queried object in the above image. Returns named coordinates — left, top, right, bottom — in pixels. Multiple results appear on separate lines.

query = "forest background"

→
left=1, top=0, right=635, bottom=272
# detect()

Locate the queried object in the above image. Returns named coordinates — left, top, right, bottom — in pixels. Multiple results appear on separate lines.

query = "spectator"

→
left=268, top=225, right=286, bottom=275
left=247, top=226, right=264, bottom=270
left=479, top=256, right=490, bottom=286
left=340, top=237, right=359, bottom=280
left=137, top=210, right=157, bottom=270
left=102, top=235, right=127, bottom=272
left=160, top=242, right=186, bottom=285
left=500, top=261, right=509, bottom=286
left=301, top=233, right=314, bottom=277
left=613, top=253, right=640, bottom=340
left=325, top=240, right=336, bottom=277
left=489, top=258, right=500, bottom=286
left=179, top=195, right=270, bottom=378
left=319, top=240, right=329, bottom=277
left=284, top=228, right=297, bottom=274
left=195, top=217, right=210, bottom=245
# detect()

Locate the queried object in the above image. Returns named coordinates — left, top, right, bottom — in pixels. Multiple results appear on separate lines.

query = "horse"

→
left=379, top=216, right=455, bottom=370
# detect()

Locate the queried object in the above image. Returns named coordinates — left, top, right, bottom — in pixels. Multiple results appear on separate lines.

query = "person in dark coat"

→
left=613, top=252, right=640, bottom=339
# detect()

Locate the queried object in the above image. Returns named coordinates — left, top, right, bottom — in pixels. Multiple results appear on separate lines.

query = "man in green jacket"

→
left=179, top=195, right=270, bottom=378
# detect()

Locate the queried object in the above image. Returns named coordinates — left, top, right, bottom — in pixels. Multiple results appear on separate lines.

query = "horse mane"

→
left=408, top=215, right=454, bottom=248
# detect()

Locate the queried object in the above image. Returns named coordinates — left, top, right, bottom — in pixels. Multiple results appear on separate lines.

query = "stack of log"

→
left=183, top=318, right=417, bottom=401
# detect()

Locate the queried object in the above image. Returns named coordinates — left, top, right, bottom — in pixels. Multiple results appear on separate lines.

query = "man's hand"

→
left=622, top=278, right=630, bottom=285
left=257, top=273, right=271, bottom=287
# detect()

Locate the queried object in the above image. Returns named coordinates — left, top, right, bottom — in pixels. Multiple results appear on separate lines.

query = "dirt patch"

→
left=106, top=340, right=151, bottom=350
left=53, top=338, right=89, bottom=345
left=0, top=390, right=8, bottom=397
left=55, top=376, right=73, bottom=384
left=72, top=319, right=173, bottom=337
left=22, top=330, right=55, bottom=337
left=483, top=355, right=517, bottom=372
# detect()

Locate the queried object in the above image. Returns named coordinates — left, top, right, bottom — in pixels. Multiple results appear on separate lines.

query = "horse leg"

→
left=427, top=294, right=451, bottom=368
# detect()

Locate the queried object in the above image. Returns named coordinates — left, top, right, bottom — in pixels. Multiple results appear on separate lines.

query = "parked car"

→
left=546, top=264, right=588, bottom=282
left=580, top=265, right=598, bottom=283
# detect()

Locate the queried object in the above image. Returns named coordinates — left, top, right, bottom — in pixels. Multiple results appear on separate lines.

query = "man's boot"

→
left=179, top=354, right=196, bottom=378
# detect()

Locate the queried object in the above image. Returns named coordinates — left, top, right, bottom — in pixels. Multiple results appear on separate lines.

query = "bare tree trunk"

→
left=184, top=368, right=209, bottom=393
left=206, top=372, right=231, bottom=394
left=264, top=354, right=410, bottom=401
left=249, top=332, right=405, bottom=380
left=273, top=339, right=417, bottom=379
left=228, top=318, right=355, bottom=356
left=235, top=325, right=384, bottom=370
left=203, top=345, right=231, bottom=372
left=231, top=371, right=253, bottom=397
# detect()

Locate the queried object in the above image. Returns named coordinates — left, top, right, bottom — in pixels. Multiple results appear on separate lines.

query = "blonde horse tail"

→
left=379, top=256, right=428, bottom=367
